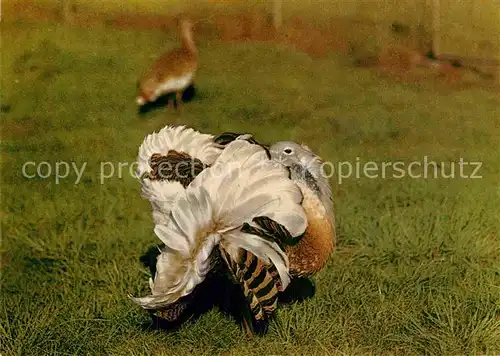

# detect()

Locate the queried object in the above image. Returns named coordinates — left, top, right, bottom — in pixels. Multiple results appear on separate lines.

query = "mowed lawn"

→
left=1, top=19, right=500, bottom=355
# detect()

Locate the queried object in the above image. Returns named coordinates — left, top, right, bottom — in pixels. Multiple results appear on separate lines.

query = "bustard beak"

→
left=136, top=96, right=146, bottom=106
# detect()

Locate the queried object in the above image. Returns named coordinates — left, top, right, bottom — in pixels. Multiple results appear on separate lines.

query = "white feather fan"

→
left=136, top=125, right=223, bottom=225
left=130, top=140, right=307, bottom=309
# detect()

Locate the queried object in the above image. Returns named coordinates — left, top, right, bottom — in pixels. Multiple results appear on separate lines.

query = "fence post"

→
left=431, top=0, right=440, bottom=58
left=272, top=0, right=282, bottom=30
left=62, top=0, right=73, bottom=24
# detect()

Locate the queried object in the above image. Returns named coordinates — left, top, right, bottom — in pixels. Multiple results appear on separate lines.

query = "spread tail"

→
left=130, top=140, right=307, bottom=309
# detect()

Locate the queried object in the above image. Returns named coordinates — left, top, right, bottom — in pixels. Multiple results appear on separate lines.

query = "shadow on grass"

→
left=138, top=244, right=317, bottom=335
left=137, top=84, right=197, bottom=116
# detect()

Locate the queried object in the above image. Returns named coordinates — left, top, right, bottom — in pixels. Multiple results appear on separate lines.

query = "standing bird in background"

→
left=136, top=18, right=198, bottom=110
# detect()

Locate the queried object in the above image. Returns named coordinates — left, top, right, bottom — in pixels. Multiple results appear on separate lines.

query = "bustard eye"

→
left=284, top=148, right=293, bottom=155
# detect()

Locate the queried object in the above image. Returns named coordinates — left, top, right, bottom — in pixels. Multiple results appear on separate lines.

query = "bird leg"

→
left=167, top=98, right=174, bottom=111
left=175, top=90, right=183, bottom=111
left=241, top=319, right=254, bottom=338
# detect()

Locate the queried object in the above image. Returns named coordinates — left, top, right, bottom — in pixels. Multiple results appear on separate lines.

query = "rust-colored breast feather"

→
left=286, top=184, right=335, bottom=277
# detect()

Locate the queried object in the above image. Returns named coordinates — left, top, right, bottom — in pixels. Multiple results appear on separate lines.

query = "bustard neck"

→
left=181, top=25, right=197, bottom=56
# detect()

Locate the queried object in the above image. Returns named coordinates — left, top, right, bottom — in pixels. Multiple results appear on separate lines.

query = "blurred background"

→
left=4, top=0, right=500, bottom=82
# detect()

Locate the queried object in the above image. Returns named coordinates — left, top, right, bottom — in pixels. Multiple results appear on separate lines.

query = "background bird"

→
left=137, top=84, right=197, bottom=116
left=131, top=126, right=309, bottom=336
left=136, top=18, right=198, bottom=110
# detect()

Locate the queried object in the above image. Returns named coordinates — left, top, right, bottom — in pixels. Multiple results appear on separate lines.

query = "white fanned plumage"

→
left=136, top=125, right=223, bottom=224
left=137, top=125, right=221, bottom=177
left=140, top=180, right=185, bottom=226
left=130, top=140, right=308, bottom=309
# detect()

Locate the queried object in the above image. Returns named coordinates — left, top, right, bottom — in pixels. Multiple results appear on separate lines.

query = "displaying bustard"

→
left=130, top=126, right=335, bottom=336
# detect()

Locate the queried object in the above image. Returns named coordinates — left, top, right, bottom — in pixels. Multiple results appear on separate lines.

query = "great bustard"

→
left=130, top=126, right=335, bottom=336
left=136, top=19, right=198, bottom=110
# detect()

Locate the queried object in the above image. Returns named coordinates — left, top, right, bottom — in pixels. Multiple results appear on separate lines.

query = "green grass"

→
left=1, top=19, right=500, bottom=355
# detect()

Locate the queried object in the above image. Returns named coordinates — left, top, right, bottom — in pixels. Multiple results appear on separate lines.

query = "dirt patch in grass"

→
left=354, top=44, right=499, bottom=90
left=213, top=9, right=275, bottom=41
left=3, top=116, right=50, bottom=139
left=109, top=12, right=179, bottom=31
left=278, top=16, right=351, bottom=57
left=6, top=0, right=499, bottom=90
left=9, top=1, right=61, bottom=22
left=376, top=46, right=463, bottom=83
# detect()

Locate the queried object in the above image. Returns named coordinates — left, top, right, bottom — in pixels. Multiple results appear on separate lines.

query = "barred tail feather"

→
left=221, top=248, right=280, bottom=327
left=260, top=207, right=307, bottom=238
left=222, top=231, right=291, bottom=289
